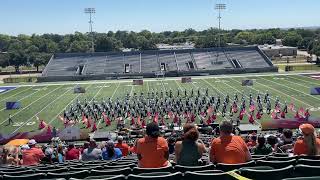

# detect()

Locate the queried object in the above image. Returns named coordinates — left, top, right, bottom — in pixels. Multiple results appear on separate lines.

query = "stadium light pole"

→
left=84, top=8, right=96, bottom=53
left=215, top=3, right=226, bottom=48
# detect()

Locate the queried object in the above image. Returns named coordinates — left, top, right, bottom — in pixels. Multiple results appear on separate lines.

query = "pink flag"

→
left=289, top=103, right=295, bottom=111
left=299, top=107, right=305, bottom=114
left=249, top=105, right=255, bottom=112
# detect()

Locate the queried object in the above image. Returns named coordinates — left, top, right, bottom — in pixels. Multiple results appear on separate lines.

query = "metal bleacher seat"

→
left=215, top=160, right=256, bottom=172
left=3, top=173, right=46, bottom=180
left=229, top=50, right=270, bottom=68
left=158, top=53, right=178, bottom=72
left=239, top=165, right=294, bottom=180
left=173, top=164, right=215, bottom=173
left=256, top=159, right=296, bottom=169
left=132, top=166, right=173, bottom=174
left=90, top=168, right=132, bottom=176
left=105, top=55, right=124, bottom=74
left=192, top=52, right=212, bottom=69
left=85, top=56, right=106, bottom=75
left=175, top=52, right=192, bottom=71
left=294, top=164, right=320, bottom=177
left=184, top=171, right=235, bottom=180
left=70, top=175, right=126, bottom=180
left=124, top=54, right=140, bottom=73
left=140, top=54, right=160, bottom=73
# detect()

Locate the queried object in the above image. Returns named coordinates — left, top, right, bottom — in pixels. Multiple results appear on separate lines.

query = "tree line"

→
left=0, top=28, right=320, bottom=72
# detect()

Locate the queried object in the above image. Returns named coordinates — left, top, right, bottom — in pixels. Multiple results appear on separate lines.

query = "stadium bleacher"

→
left=2, top=154, right=320, bottom=180
left=41, top=46, right=275, bottom=79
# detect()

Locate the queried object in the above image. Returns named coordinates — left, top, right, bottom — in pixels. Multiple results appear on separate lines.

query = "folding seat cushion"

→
left=127, top=172, right=182, bottom=180
left=173, top=164, right=215, bottom=173
left=184, top=171, right=237, bottom=180
left=132, top=166, right=173, bottom=174
left=239, top=165, right=294, bottom=180
left=256, top=159, right=296, bottom=169
left=294, top=164, right=320, bottom=177
left=216, top=161, right=255, bottom=172
left=90, top=168, right=132, bottom=176
left=3, top=173, right=45, bottom=180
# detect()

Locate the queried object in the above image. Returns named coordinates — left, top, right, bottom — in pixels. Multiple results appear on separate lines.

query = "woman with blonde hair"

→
left=294, top=123, right=320, bottom=156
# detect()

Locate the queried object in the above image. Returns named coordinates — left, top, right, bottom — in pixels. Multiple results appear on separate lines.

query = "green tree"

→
left=234, top=31, right=255, bottom=44
left=283, top=32, right=303, bottom=47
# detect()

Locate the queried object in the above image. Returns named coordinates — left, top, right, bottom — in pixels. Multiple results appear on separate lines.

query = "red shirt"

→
left=65, top=148, right=80, bottom=160
left=115, top=143, right=129, bottom=156
left=22, top=147, right=45, bottom=166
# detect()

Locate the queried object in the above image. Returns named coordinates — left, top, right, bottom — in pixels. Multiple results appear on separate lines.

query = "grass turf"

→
left=0, top=73, right=319, bottom=135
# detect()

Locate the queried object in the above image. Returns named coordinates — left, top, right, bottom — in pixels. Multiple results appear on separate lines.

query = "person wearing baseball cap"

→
left=22, top=139, right=45, bottom=166
left=294, top=124, right=320, bottom=156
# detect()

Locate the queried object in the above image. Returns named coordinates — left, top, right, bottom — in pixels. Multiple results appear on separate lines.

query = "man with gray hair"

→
left=115, top=136, right=129, bottom=156
left=210, top=121, right=251, bottom=164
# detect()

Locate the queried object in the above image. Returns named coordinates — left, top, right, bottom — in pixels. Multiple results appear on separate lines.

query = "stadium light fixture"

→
left=84, top=8, right=96, bottom=53
left=215, top=3, right=226, bottom=48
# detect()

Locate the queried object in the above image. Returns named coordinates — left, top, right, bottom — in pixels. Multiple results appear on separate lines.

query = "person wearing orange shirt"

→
left=210, top=121, right=251, bottom=164
left=115, top=136, right=129, bottom=156
left=136, top=122, right=169, bottom=168
left=294, top=123, right=320, bottom=156
left=22, top=139, right=45, bottom=166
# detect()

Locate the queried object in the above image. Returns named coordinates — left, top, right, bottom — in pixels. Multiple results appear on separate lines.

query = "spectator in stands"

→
left=210, top=121, right=251, bottom=164
left=0, top=147, right=20, bottom=165
left=56, top=145, right=64, bottom=163
left=66, top=143, right=80, bottom=160
left=277, top=129, right=294, bottom=153
left=102, top=141, right=122, bottom=160
left=81, top=139, right=102, bottom=161
left=175, top=124, right=206, bottom=166
left=294, top=123, right=320, bottom=156
left=22, top=139, right=45, bottom=166
left=115, top=136, right=129, bottom=156
left=267, top=135, right=279, bottom=152
left=253, top=136, right=273, bottom=155
left=168, top=137, right=176, bottom=154
left=137, top=122, right=169, bottom=168
left=247, top=134, right=257, bottom=148
left=80, top=142, right=89, bottom=154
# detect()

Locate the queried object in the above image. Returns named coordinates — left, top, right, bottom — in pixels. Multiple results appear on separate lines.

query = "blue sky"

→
left=0, top=0, right=319, bottom=35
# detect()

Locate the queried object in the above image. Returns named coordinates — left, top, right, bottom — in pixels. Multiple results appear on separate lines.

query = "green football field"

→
left=0, top=73, right=320, bottom=135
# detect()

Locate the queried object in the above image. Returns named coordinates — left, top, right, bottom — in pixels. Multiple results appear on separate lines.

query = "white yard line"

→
left=279, top=78, right=320, bottom=101
left=174, top=80, right=184, bottom=91
left=0, top=86, right=60, bottom=125
left=47, top=84, right=94, bottom=125
left=260, top=77, right=317, bottom=106
left=0, top=86, right=33, bottom=103
left=289, top=75, right=320, bottom=86
left=2, top=72, right=317, bottom=88
left=146, top=81, right=150, bottom=92
left=11, top=86, right=73, bottom=134
left=95, top=83, right=121, bottom=133
left=0, top=86, right=46, bottom=111
left=129, top=84, right=134, bottom=97
left=253, top=78, right=313, bottom=108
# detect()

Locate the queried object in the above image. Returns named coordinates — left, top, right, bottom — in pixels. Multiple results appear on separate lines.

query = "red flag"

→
left=249, top=105, right=255, bottom=112
left=190, top=113, right=196, bottom=122
left=174, top=114, right=179, bottom=123
left=131, top=117, right=135, bottom=125
left=206, top=117, right=212, bottom=125
left=86, top=117, right=91, bottom=128
left=256, top=112, right=262, bottom=119
left=92, top=122, right=97, bottom=132
left=153, top=112, right=159, bottom=124
left=249, top=114, right=254, bottom=124
left=211, top=114, right=217, bottom=121
left=232, top=105, right=238, bottom=113
left=103, top=114, right=111, bottom=126
left=161, top=117, right=165, bottom=126
left=239, top=113, right=244, bottom=120
left=275, top=105, right=281, bottom=113
left=207, top=106, right=213, bottom=116
left=299, top=107, right=305, bottom=115
left=294, top=111, right=300, bottom=119
left=47, top=125, right=52, bottom=135
left=280, top=111, right=286, bottom=118
left=142, top=119, right=146, bottom=127
left=271, top=111, right=276, bottom=119
left=147, top=111, right=151, bottom=118
left=39, top=120, right=46, bottom=130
